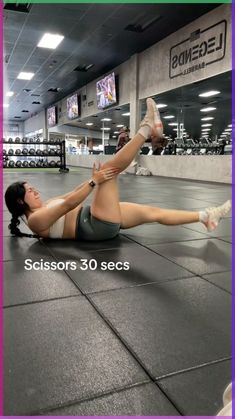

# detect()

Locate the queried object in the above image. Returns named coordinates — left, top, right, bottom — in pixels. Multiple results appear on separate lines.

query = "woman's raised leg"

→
left=101, top=97, right=163, bottom=172
left=90, top=97, right=163, bottom=223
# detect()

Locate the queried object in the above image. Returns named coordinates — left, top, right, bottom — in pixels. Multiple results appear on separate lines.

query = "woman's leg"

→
left=119, top=202, right=199, bottom=228
left=101, top=97, right=162, bottom=173
left=119, top=200, right=231, bottom=231
left=90, top=98, right=161, bottom=223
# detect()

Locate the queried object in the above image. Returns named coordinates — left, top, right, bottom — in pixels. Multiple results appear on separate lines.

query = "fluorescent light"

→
left=37, top=33, right=64, bottom=49
left=199, top=90, right=220, bottom=97
left=6, top=91, right=14, bottom=97
left=112, top=136, right=116, bottom=138
left=17, top=72, right=34, bottom=80
left=173, top=129, right=178, bottom=131
left=157, top=104, right=167, bottom=109
left=163, top=115, right=175, bottom=119
left=200, top=107, right=216, bottom=112
left=228, top=124, right=232, bottom=127
left=116, top=124, right=124, bottom=128
left=101, top=127, right=110, bottom=131
left=86, top=122, right=93, bottom=126
left=101, top=118, right=112, bottom=122
left=224, top=128, right=232, bottom=131
left=201, top=124, right=212, bottom=127
left=114, top=131, right=119, bottom=134
left=168, top=122, right=178, bottom=126
left=201, top=117, right=214, bottom=121
left=122, top=112, right=130, bottom=116
left=3, top=104, right=9, bottom=108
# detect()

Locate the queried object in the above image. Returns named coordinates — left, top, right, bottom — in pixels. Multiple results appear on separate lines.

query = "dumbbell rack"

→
left=3, top=140, right=69, bottom=172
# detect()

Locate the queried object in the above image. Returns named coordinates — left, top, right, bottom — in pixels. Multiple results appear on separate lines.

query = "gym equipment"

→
left=8, top=160, right=15, bottom=168
left=5, top=139, right=68, bottom=172
left=3, top=161, right=8, bottom=168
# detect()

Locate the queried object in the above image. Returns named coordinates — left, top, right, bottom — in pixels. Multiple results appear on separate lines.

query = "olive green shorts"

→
left=76, top=206, right=120, bottom=241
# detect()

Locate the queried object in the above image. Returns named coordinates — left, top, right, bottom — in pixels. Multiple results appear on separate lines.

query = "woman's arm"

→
left=28, top=167, right=117, bottom=232
left=44, top=163, right=103, bottom=202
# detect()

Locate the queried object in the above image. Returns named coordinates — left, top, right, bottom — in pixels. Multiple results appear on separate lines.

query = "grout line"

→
left=156, top=356, right=232, bottom=381
left=29, top=380, right=152, bottom=416
left=3, top=293, right=83, bottom=309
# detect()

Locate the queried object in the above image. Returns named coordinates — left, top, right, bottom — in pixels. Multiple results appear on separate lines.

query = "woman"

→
left=5, top=98, right=231, bottom=241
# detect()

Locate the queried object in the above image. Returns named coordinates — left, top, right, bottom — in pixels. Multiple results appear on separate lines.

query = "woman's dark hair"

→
left=5, top=181, right=39, bottom=238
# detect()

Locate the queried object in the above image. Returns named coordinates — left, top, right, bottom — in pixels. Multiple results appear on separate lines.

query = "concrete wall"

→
left=139, top=4, right=231, bottom=98
left=4, top=121, right=24, bottom=139
left=138, top=155, right=232, bottom=184
left=24, top=110, right=46, bottom=137
left=66, top=154, right=232, bottom=184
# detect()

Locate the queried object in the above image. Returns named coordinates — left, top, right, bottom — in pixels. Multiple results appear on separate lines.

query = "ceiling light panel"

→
left=17, top=72, right=34, bottom=80
left=200, top=107, right=216, bottom=112
left=37, top=33, right=64, bottom=49
left=199, top=90, right=221, bottom=97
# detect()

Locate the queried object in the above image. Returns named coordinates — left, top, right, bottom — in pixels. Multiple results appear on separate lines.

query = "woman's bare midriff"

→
left=38, top=203, right=82, bottom=239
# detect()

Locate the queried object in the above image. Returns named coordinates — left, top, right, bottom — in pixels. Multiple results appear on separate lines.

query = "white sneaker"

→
left=139, top=98, right=163, bottom=138
left=205, top=200, right=231, bottom=232
left=149, top=98, right=164, bottom=138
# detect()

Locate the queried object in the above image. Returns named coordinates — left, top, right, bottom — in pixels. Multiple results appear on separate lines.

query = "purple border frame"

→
left=232, top=0, right=234, bottom=418
left=0, top=2, right=233, bottom=419
left=0, top=0, right=3, bottom=416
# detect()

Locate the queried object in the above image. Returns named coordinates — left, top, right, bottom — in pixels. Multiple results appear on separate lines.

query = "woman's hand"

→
left=92, top=163, right=118, bottom=184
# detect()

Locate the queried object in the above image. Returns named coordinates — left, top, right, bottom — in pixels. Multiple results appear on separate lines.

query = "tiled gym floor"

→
left=3, top=168, right=232, bottom=416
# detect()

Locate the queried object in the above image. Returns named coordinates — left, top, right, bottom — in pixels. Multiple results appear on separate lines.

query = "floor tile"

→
left=63, top=245, right=193, bottom=294
left=4, top=259, right=80, bottom=306
left=4, top=297, right=148, bottom=415
left=159, top=359, right=231, bottom=416
left=44, top=382, right=180, bottom=416
left=149, top=239, right=231, bottom=275
left=90, top=278, right=231, bottom=378
left=202, top=271, right=232, bottom=294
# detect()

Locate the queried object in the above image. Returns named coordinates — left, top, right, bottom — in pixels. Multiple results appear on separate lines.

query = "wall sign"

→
left=169, top=20, right=227, bottom=79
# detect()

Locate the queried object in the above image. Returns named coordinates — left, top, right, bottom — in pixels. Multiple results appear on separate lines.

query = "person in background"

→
left=116, top=126, right=130, bottom=153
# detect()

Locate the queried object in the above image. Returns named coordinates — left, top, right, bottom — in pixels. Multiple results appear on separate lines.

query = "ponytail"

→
left=8, top=215, right=39, bottom=238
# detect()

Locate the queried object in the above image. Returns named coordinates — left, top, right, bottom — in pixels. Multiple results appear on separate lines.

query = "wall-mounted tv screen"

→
left=96, top=72, right=117, bottom=109
left=67, top=94, right=79, bottom=119
left=47, top=106, right=57, bottom=127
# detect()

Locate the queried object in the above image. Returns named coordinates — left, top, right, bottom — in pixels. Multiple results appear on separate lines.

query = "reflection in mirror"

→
left=141, top=71, right=232, bottom=156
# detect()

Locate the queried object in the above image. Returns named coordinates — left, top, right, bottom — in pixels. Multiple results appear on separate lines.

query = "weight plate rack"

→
left=2, top=139, right=69, bottom=172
